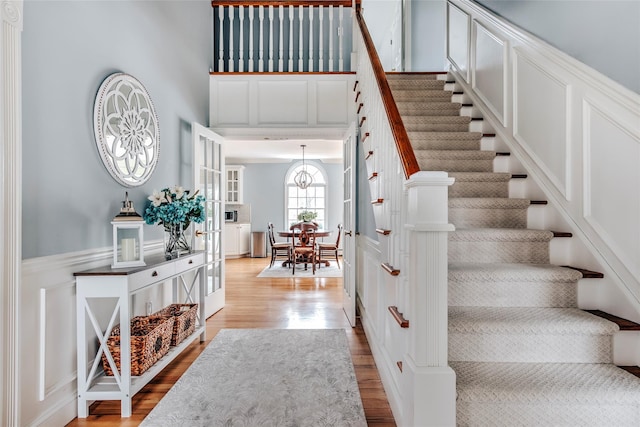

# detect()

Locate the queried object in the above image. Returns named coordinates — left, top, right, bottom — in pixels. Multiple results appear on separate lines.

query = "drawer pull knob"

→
left=152, top=271, right=158, bottom=277
left=188, top=260, right=193, bottom=264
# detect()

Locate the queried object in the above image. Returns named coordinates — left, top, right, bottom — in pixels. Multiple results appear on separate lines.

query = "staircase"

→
left=387, top=72, right=640, bottom=426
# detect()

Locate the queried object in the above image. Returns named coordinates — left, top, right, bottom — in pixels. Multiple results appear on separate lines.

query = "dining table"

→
left=277, top=229, right=332, bottom=267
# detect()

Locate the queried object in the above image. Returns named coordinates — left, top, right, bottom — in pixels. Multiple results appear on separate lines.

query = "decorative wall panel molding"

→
left=316, top=80, right=349, bottom=124
left=472, top=21, right=507, bottom=126
left=257, top=81, right=308, bottom=124
left=447, top=0, right=640, bottom=306
left=216, top=81, right=250, bottom=125
left=446, top=2, right=470, bottom=83
left=583, top=101, right=640, bottom=280
left=38, top=282, right=76, bottom=401
left=513, top=49, right=570, bottom=200
left=210, top=74, right=356, bottom=129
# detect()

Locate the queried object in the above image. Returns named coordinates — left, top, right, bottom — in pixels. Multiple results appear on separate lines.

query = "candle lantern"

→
left=111, top=192, right=145, bottom=268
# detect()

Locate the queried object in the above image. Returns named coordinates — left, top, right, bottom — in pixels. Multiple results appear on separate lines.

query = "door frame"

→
left=192, top=123, right=226, bottom=319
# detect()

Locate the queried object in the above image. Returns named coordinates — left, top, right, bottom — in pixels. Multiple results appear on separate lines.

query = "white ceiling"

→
left=223, top=138, right=344, bottom=164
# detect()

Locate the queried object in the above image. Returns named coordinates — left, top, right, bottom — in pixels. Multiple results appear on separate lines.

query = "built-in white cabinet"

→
left=225, top=165, right=245, bottom=204
left=225, top=223, right=250, bottom=258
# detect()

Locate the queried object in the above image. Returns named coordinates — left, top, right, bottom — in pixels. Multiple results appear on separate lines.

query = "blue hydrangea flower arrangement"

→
left=143, top=186, right=206, bottom=230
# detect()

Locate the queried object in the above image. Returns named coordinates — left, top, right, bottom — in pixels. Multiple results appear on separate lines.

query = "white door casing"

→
left=342, top=122, right=357, bottom=327
left=192, top=123, right=226, bottom=318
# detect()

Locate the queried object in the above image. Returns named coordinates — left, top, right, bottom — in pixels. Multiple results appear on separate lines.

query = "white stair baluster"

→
left=268, top=5, right=274, bottom=72
left=308, top=6, right=314, bottom=71
left=318, top=6, right=324, bottom=72
left=239, top=6, right=244, bottom=72
left=329, top=5, right=334, bottom=72
left=259, top=6, right=264, bottom=72
left=228, top=6, right=234, bottom=72
left=218, top=6, right=224, bottom=71
left=338, top=5, right=344, bottom=71
left=288, top=6, right=294, bottom=71
left=278, top=6, right=284, bottom=71
left=298, top=6, right=304, bottom=71
left=248, top=6, right=254, bottom=71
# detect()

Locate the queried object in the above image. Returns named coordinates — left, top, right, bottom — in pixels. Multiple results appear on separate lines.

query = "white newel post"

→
left=403, top=171, right=456, bottom=427
left=1, top=1, right=22, bottom=426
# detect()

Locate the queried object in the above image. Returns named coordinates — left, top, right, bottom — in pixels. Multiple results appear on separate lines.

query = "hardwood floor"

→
left=67, top=257, right=396, bottom=426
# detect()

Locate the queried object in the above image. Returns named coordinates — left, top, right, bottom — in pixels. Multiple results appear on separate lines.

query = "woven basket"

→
left=102, top=315, right=175, bottom=376
left=153, top=304, right=198, bottom=346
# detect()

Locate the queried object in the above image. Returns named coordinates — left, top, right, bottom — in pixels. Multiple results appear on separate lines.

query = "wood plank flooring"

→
left=66, top=257, right=396, bottom=426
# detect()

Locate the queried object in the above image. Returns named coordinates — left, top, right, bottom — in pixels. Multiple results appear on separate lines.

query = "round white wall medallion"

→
left=93, top=73, right=160, bottom=187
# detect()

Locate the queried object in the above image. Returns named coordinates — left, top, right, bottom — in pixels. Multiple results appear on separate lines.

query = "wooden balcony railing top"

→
left=212, top=1, right=359, bottom=7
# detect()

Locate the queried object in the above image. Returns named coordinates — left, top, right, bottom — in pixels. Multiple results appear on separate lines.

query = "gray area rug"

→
left=257, top=261, right=342, bottom=278
left=140, top=329, right=366, bottom=427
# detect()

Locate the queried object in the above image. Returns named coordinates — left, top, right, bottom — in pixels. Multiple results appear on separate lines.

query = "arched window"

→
left=286, top=162, right=327, bottom=229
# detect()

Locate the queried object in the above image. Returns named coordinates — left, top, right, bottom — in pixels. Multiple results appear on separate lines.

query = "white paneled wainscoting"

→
left=19, top=242, right=177, bottom=426
left=447, top=0, right=640, bottom=323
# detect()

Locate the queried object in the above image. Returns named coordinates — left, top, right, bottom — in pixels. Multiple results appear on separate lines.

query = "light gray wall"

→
left=474, top=0, right=640, bottom=94
left=240, top=161, right=344, bottom=237
left=410, top=0, right=447, bottom=70
left=23, top=0, right=212, bottom=259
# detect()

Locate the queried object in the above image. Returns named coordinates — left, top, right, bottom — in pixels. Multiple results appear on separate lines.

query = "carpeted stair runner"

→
left=387, top=72, right=640, bottom=425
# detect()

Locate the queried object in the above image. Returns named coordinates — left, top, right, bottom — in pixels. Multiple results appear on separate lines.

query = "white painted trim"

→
left=38, top=283, right=77, bottom=402
left=2, top=1, right=23, bottom=425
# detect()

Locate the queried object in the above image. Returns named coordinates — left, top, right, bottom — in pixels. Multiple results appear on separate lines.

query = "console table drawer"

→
left=129, top=262, right=175, bottom=292
left=175, top=253, right=205, bottom=275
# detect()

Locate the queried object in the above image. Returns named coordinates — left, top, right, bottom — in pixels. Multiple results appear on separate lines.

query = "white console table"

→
left=74, top=251, right=206, bottom=418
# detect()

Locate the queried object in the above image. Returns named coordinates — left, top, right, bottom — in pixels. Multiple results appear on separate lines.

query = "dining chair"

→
left=267, top=222, right=292, bottom=268
left=290, top=222, right=318, bottom=275
left=316, top=223, right=342, bottom=268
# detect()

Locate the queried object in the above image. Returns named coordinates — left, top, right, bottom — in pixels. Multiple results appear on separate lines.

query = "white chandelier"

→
left=294, top=144, right=313, bottom=190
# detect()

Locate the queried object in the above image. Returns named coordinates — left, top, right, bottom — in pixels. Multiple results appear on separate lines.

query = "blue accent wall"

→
left=22, top=1, right=212, bottom=258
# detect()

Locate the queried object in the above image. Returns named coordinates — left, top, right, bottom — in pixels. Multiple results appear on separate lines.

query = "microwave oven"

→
left=225, top=210, right=237, bottom=222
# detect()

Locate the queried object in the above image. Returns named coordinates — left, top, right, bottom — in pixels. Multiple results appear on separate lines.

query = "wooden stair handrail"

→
left=355, top=8, right=419, bottom=179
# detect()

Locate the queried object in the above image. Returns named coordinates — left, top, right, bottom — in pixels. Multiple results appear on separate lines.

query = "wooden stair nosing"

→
left=552, top=231, right=573, bottom=238
left=511, top=173, right=528, bottom=179
left=381, top=262, right=400, bottom=276
left=388, top=306, right=409, bottom=328
left=561, top=265, right=605, bottom=279
left=620, top=366, right=640, bottom=379
left=529, top=200, right=548, bottom=205
left=585, top=309, right=640, bottom=330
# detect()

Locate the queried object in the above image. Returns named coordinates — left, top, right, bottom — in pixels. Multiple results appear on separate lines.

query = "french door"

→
left=192, top=123, right=226, bottom=318
left=342, top=122, right=357, bottom=327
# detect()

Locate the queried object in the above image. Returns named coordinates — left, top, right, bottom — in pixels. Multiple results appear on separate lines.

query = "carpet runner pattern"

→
left=140, top=329, right=366, bottom=427
left=388, top=73, right=640, bottom=425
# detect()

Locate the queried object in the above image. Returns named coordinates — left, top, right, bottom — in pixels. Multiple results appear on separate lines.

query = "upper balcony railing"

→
left=212, top=1, right=358, bottom=73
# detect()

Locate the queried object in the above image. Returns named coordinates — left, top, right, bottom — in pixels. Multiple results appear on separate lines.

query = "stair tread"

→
left=449, top=198, right=531, bottom=209
left=453, top=361, right=640, bottom=403
left=401, top=116, right=471, bottom=124
left=451, top=228, right=554, bottom=242
left=449, top=262, right=584, bottom=282
left=407, top=131, right=482, bottom=139
left=415, top=150, right=496, bottom=159
left=449, top=307, right=619, bottom=335
left=449, top=172, right=513, bottom=182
